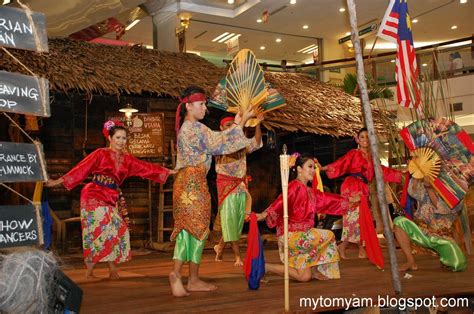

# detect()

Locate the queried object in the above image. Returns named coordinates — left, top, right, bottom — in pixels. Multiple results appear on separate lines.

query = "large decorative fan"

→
left=208, top=49, right=286, bottom=126
left=408, top=147, right=441, bottom=180
left=400, top=118, right=474, bottom=209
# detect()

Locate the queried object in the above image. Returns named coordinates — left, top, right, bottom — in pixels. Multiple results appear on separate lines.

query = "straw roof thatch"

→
left=0, top=38, right=385, bottom=137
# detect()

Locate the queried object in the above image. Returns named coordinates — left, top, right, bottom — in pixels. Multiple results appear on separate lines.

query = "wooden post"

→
left=280, top=145, right=290, bottom=312
left=346, top=0, right=402, bottom=295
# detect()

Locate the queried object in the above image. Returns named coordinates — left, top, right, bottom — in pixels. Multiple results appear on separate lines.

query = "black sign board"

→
left=0, top=6, right=48, bottom=52
left=0, top=204, right=42, bottom=248
left=0, top=141, right=48, bottom=182
left=0, top=71, right=50, bottom=117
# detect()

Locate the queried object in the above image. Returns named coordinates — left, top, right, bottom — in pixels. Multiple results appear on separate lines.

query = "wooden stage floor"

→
left=63, top=247, right=474, bottom=313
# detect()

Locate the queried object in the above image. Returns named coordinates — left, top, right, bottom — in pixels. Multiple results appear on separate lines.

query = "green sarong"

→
left=393, top=216, right=466, bottom=271
left=220, top=192, right=246, bottom=242
left=173, top=229, right=206, bottom=264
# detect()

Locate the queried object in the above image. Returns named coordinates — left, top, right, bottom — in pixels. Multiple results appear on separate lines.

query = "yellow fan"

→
left=225, top=49, right=269, bottom=126
left=408, top=147, right=441, bottom=180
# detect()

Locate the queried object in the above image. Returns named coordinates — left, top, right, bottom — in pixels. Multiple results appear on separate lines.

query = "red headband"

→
left=220, top=116, right=235, bottom=127
left=175, top=92, right=207, bottom=134
left=102, top=120, right=125, bottom=139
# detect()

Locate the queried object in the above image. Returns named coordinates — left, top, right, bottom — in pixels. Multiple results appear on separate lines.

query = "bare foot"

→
left=314, top=271, right=329, bottom=281
left=85, top=272, right=99, bottom=279
left=398, top=262, right=418, bottom=272
left=260, top=275, right=268, bottom=283
left=169, top=272, right=190, bottom=297
left=187, top=278, right=218, bottom=292
left=338, top=244, right=348, bottom=259
left=358, top=247, right=367, bottom=259
left=214, top=245, right=223, bottom=262
left=109, top=272, right=120, bottom=280
left=233, top=257, right=243, bottom=267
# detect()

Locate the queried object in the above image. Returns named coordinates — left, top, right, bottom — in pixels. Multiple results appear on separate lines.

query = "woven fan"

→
left=226, top=49, right=269, bottom=125
left=408, top=147, right=441, bottom=180
left=400, top=118, right=473, bottom=209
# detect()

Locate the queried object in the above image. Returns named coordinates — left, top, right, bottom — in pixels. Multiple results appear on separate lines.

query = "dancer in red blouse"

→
left=47, top=120, right=174, bottom=279
left=319, top=128, right=402, bottom=268
left=257, top=155, right=344, bottom=281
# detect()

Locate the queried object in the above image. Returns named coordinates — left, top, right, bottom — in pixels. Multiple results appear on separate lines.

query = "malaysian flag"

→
left=377, top=0, right=421, bottom=109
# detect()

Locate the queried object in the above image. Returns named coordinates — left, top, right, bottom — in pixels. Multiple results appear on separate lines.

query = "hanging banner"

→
left=338, top=22, right=378, bottom=44
left=106, top=113, right=165, bottom=157
left=0, top=71, right=50, bottom=117
left=0, top=204, right=43, bottom=248
left=0, top=5, right=48, bottom=52
left=226, top=36, right=239, bottom=55
left=0, top=141, right=48, bottom=183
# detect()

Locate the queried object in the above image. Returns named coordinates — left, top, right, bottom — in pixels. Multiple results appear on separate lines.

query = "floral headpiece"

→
left=102, top=120, right=125, bottom=139
left=288, top=152, right=301, bottom=169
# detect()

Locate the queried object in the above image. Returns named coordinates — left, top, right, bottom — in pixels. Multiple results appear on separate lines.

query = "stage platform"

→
left=63, top=247, right=474, bottom=313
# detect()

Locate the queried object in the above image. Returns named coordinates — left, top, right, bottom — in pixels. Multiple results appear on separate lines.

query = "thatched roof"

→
left=0, top=38, right=222, bottom=97
left=264, top=72, right=374, bottom=137
left=0, top=38, right=384, bottom=137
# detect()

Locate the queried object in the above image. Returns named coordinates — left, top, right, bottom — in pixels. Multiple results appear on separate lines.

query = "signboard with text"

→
left=0, top=70, right=50, bottom=117
left=106, top=113, right=165, bottom=157
left=0, top=204, right=42, bottom=248
left=0, top=5, right=48, bottom=52
left=0, top=141, right=48, bottom=182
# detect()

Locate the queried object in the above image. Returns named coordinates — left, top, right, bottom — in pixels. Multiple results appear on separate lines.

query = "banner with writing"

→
left=0, top=6, right=48, bottom=52
left=0, top=71, right=50, bottom=117
left=0, top=204, right=42, bottom=248
left=106, top=113, right=165, bottom=157
left=0, top=141, right=48, bottom=182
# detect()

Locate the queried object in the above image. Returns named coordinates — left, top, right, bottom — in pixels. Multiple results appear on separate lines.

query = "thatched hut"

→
left=0, top=38, right=384, bottom=245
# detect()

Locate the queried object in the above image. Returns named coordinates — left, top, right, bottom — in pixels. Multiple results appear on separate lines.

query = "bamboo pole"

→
left=280, top=144, right=290, bottom=312
left=346, top=0, right=402, bottom=295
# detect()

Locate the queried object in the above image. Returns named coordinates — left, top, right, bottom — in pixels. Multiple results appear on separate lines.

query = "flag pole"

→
left=280, top=145, right=290, bottom=311
left=346, top=0, right=403, bottom=295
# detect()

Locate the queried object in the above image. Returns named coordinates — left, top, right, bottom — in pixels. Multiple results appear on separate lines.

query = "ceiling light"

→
left=297, top=44, right=317, bottom=52
left=460, top=0, right=467, bottom=3
left=451, top=25, right=458, bottom=29
left=412, top=18, right=418, bottom=23
left=125, top=19, right=140, bottom=31
left=339, top=7, right=346, bottom=12
left=305, top=46, right=319, bottom=54
left=290, top=0, right=296, bottom=4
left=345, top=32, right=351, bottom=36
left=218, top=33, right=236, bottom=43
left=224, top=34, right=241, bottom=42
left=256, top=18, right=262, bottom=23
left=212, top=32, right=229, bottom=42
left=260, top=46, right=265, bottom=50
left=275, top=38, right=282, bottom=43
left=228, top=0, right=234, bottom=3
left=422, top=63, right=428, bottom=67
left=302, top=25, right=309, bottom=29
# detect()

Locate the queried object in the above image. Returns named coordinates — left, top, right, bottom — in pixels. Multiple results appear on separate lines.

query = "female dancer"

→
left=319, top=128, right=402, bottom=267
left=257, top=154, right=344, bottom=282
left=170, top=86, right=256, bottom=297
left=393, top=176, right=466, bottom=272
left=46, top=120, right=173, bottom=279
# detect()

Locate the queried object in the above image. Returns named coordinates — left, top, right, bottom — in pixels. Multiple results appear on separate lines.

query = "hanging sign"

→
left=0, top=71, right=50, bottom=117
left=338, top=22, right=378, bottom=44
left=0, top=5, right=48, bottom=52
left=226, top=36, right=240, bottom=55
left=0, top=204, right=43, bottom=248
left=106, top=113, right=165, bottom=158
left=0, top=141, right=48, bottom=183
